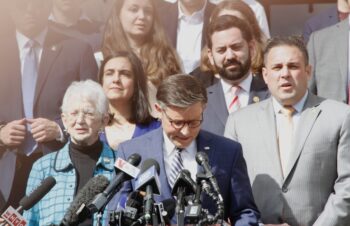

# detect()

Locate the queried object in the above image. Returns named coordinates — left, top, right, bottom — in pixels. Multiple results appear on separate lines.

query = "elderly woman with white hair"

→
left=22, top=80, right=115, bottom=226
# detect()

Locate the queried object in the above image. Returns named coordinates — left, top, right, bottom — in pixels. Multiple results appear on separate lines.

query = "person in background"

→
left=225, top=36, right=350, bottom=225
left=303, top=0, right=349, bottom=43
left=156, top=0, right=216, bottom=73
left=201, top=15, right=269, bottom=136
left=102, top=0, right=182, bottom=117
left=0, top=0, right=97, bottom=211
left=49, top=0, right=103, bottom=52
left=192, top=0, right=267, bottom=88
left=98, top=51, right=160, bottom=150
left=23, top=80, right=115, bottom=226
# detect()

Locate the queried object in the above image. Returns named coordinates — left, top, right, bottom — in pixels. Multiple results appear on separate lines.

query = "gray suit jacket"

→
left=224, top=93, right=350, bottom=225
left=202, top=75, right=269, bottom=136
left=303, top=6, right=338, bottom=44
left=308, top=19, right=349, bottom=103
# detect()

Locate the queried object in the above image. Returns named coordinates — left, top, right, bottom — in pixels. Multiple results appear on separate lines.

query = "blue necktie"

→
left=21, top=40, right=38, bottom=155
left=169, top=148, right=184, bottom=188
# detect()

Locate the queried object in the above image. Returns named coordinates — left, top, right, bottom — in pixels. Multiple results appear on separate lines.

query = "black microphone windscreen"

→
left=140, top=159, right=160, bottom=174
left=162, top=199, right=176, bottom=220
left=19, top=176, right=56, bottom=210
left=128, top=153, right=142, bottom=166
left=126, top=191, right=143, bottom=210
left=61, top=175, right=109, bottom=225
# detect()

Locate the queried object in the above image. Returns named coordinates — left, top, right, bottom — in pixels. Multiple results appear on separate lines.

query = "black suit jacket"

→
left=0, top=28, right=98, bottom=207
left=157, top=1, right=216, bottom=49
left=202, top=75, right=270, bottom=136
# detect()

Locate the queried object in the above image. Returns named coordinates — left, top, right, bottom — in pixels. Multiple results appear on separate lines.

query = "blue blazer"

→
left=109, top=128, right=260, bottom=225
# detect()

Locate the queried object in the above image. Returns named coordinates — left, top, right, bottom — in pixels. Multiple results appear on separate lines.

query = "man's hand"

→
left=27, top=118, right=61, bottom=143
left=0, top=119, right=26, bottom=147
left=0, top=217, right=10, bottom=226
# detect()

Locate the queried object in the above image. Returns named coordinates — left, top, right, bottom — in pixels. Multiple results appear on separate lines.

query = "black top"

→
left=69, top=139, right=103, bottom=226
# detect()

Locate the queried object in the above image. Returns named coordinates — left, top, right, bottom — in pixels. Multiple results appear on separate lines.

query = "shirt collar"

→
left=16, top=28, right=47, bottom=50
left=272, top=90, right=308, bottom=115
left=48, top=12, right=91, bottom=24
left=221, top=73, right=253, bottom=94
left=163, top=131, right=196, bottom=156
left=178, top=0, right=207, bottom=24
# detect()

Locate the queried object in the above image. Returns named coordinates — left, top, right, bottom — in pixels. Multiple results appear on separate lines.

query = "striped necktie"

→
left=228, top=86, right=241, bottom=113
left=168, top=148, right=184, bottom=188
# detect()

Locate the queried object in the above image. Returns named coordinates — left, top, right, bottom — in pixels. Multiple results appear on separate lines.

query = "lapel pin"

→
left=204, top=146, right=210, bottom=150
left=253, top=96, right=260, bottom=103
left=103, top=157, right=110, bottom=163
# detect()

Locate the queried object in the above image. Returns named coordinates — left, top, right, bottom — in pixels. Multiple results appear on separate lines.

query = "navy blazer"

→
left=202, top=75, right=270, bottom=136
left=109, top=128, right=260, bottom=225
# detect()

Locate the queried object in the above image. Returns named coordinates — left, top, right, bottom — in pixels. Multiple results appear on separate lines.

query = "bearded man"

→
left=202, top=15, right=269, bottom=136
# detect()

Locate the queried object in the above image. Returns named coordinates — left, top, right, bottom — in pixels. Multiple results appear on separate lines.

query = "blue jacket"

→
left=23, top=141, right=116, bottom=226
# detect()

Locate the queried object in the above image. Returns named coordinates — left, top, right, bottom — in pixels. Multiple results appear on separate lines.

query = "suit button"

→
left=282, top=186, right=288, bottom=193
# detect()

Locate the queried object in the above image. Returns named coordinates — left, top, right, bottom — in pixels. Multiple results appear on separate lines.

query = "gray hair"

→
left=156, top=74, right=207, bottom=109
left=61, top=79, right=109, bottom=116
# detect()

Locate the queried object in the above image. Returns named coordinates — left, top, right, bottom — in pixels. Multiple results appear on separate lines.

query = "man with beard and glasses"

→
left=201, top=15, right=269, bottom=136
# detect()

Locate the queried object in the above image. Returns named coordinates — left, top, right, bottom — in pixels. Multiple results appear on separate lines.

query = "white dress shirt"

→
left=221, top=73, right=253, bottom=111
left=176, top=1, right=207, bottom=73
left=163, top=131, right=198, bottom=182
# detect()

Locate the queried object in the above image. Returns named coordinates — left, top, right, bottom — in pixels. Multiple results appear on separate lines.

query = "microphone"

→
left=60, top=175, right=109, bottom=226
left=1, top=176, right=56, bottom=226
left=195, top=152, right=221, bottom=198
left=87, top=153, right=141, bottom=214
left=134, top=159, right=161, bottom=224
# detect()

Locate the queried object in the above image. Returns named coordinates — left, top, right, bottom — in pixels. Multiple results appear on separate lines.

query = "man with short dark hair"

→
left=202, top=15, right=269, bottom=136
left=0, top=0, right=97, bottom=210
left=110, top=74, right=260, bottom=225
left=225, top=36, right=350, bottom=225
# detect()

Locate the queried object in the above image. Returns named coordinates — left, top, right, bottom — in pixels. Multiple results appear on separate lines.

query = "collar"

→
left=16, top=28, right=47, bottom=49
left=54, top=141, right=115, bottom=172
left=272, top=90, right=308, bottom=115
left=178, top=0, right=207, bottom=24
left=221, top=73, right=253, bottom=94
left=163, top=130, right=196, bottom=156
left=48, top=12, right=91, bottom=24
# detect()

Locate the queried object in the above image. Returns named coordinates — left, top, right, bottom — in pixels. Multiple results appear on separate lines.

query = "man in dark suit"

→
left=157, top=0, right=215, bottom=73
left=202, top=15, right=269, bottom=136
left=0, top=0, right=98, bottom=210
left=111, top=74, right=260, bottom=225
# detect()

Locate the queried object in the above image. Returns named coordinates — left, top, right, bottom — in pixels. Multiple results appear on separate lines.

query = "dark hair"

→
left=156, top=74, right=207, bottom=108
left=206, top=15, right=253, bottom=49
left=207, top=0, right=266, bottom=74
left=99, top=51, right=153, bottom=124
left=264, top=36, right=309, bottom=66
left=101, top=0, right=181, bottom=87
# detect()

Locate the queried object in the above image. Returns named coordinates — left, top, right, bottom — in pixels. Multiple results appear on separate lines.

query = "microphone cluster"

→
left=1, top=151, right=224, bottom=226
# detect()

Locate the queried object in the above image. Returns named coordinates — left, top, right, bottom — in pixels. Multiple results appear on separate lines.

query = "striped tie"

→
left=228, top=86, right=241, bottom=113
left=168, top=148, right=184, bottom=188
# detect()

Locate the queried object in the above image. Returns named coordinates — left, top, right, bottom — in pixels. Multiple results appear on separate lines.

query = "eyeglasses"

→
left=162, top=110, right=203, bottom=130
left=65, top=109, right=99, bottom=121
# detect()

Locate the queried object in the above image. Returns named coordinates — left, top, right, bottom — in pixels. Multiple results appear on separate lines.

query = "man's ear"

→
left=207, top=47, right=215, bottom=66
left=154, top=103, right=162, bottom=113
left=61, top=113, right=68, bottom=131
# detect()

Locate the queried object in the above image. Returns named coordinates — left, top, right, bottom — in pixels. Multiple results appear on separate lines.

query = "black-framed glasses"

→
left=162, top=110, right=203, bottom=130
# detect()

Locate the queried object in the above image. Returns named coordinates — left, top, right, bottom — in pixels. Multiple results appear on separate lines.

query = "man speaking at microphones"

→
left=109, top=74, right=260, bottom=225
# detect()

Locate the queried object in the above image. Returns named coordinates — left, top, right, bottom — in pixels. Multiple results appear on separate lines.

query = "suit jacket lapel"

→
left=34, top=30, right=62, bottom=107
left=335, top=20, right=348, bottom=97
left=284, top=93, right=322, bottom=180
left=207, top=82, right=228, bottom=126
left=149, top=128, right=172, bottom=198
left=248, top=74, right=270, bottom=104
left=258, top=99, right=284, bottom=181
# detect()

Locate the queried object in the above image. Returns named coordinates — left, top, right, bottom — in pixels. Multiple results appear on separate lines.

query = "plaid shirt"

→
left=23, top=141, right=116, bottom=226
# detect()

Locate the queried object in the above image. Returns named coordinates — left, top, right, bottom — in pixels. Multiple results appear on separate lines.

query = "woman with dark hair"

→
left=99, top=51, right=160, bottom=150
left=102, top=0, right=181, bottom=87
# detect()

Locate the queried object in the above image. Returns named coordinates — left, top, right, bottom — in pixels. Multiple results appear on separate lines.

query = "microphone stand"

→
left=176, top=187, right=186, bottom=226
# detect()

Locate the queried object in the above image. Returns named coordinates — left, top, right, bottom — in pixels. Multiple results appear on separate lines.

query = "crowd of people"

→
left=0, top=0, right=350, bottom=225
